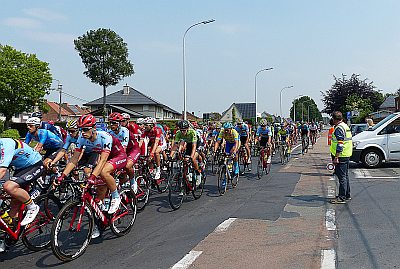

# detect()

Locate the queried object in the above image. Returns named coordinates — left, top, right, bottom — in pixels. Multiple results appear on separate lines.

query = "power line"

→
left=49, top=88, right=90, bottom=103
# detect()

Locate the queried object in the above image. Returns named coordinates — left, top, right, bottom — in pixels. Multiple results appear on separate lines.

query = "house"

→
left=220, top=103, right=243, bottom=123
left=184, top=112, right=202, bottom=122
left=203, top=112, right=222, bottom=122
left=42, top=101, right=90, bottom=122
left=220, top=102, right=256, bottom=123
left=380, top=95, right=397, bottom=112
left=84, top=85, right=181, bottom=120
left=368, top=110, right=393, bottom=121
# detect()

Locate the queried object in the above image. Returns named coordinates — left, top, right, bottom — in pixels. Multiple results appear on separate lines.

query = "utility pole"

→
left=58, top=83, right=63, bottom=121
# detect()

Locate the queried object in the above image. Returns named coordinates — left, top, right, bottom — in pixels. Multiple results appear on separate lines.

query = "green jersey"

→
left=174, top=128, right=198, bottom=143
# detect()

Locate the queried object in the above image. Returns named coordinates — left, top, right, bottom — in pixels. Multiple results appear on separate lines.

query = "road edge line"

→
left=171, top=250, right=203, bottom=269
left=214, top=217, right=237, bottom=232
left=321, top=249, right=336, bottom=269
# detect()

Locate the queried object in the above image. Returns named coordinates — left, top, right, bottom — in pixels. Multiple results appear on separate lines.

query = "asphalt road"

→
left=337, top=162, right=400, bottom=269
left=0, top=149, right=302, bottom=269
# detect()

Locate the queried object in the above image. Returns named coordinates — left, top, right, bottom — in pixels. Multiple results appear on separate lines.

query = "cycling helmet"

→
left=77, top=114, right=96, bottom=128
left=48, top=120, right=54, bottom=125
left=260, top=119, right=267, bottom=126
left=145, top=117, right=156, bottom=124
left=121, top=113, right=130, bottom=120
left=66, top=119, right=78, bottom=129
left=215, top=122, right=222, bottom=129
left=223, top=122, right=233, bottom=129
left=136, top=118, right=145, bottom=124
left=177, top=120, right=189, bottom=129
left=26, top=117, right=41, bottom=126
left=108, top=112, right=123, bottom=122
left=31, top=112, right=43, bottom=118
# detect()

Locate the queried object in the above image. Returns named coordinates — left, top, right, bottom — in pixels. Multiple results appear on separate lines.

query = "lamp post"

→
left=254, top=67, right=273, bottom=123
left=293, top=94, right=304, bottom=123
left=183, top=19, right=215, bottom=120
left=51, top=79, right=62, bottom=121
left=280, top=85, right=293, bottom=122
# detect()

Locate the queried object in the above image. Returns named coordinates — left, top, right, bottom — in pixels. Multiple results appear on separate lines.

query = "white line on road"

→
left=325, top=209, right=336, bottom=231
left=321, top=249, right=336, bottom=269
left=214, top=218, right=237, bottom=232
left=171, top=251, right=203, bottom=269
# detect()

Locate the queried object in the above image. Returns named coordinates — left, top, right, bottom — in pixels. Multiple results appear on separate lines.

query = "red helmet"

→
left=108, top=112, right=123, bottom=122
left=77, top=114, right=96, bottom=128
left=48, top=120, right=54, bottom=125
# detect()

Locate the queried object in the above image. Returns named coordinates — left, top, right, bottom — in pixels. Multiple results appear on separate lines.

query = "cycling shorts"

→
left=127, top=148, right=141, bottom=164
left=11, top=161, right=45, bottom=188
left=260, top=137, right=269, bottom=148
left=78, top=152, right=99, bottom=169
left=240, top=136, right=248, bottom=145
left=225, top=142, right=235, bottom=154
left=107, top=152, right=127, bottom=170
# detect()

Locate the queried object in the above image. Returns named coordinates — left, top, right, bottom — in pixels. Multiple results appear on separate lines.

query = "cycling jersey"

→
left=40, top=121, right=62, bottom=139
left=175, top=129, right=198, bottom=143
left=235, top=124, right=249, bottom=137
left=126, top=123, right=142, bottom=146
left=195, top=129, right=205, bottom=145
left=63, top=134, right=79, bottom=150
left=0, top=138, right=42, bottom=169
left=217, top=129, right=239, bottom=143
left=212, top=129, right=220, bottom=137
left=142, top=126, right=167, bottom=149
left=310, top=124, right=318, bottom=131
left=25, top=129, right=63, bottom=150
left=75, top=130, right=124, bottom=159
left=300, top=125, right=309, bottom=135
left=108, top=126, right=130, bottom=148
left=256, top=126, right=272, bottom=138
left=278, top=129, right=288, bottom=140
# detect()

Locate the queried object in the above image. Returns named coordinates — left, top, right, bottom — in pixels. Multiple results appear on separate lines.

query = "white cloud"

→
left=23, top=8, right=67, bottom=21
left=217, top=24, right=246, bottom=35
left=3, top=17, right=41, bottom=29
left=23, top=31, right=76, bottom=46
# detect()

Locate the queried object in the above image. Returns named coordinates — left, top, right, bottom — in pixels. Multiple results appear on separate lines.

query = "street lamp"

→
left=293, top=94, right=304, bottom=123
left=254, top=67, right=273, bottom=123
left=280, top=85, right=293, bottom=122
left=183, top=19, right=215, bottom=120
left=51, top=79, right=62, bottom=121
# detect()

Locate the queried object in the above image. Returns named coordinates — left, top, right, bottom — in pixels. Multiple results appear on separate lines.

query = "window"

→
left=143, top=105, right=149, bottom=111
left=379, top=117, right=400, bottom=135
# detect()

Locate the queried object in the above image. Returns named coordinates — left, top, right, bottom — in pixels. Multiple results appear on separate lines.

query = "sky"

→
left=1, top=1, right=400, bottom=118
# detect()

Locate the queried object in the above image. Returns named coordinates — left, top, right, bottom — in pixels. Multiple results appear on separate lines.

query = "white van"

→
left=351, top=112, right=400, bottom=168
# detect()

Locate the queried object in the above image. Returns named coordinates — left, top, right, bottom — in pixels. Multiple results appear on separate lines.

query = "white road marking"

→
left=325, top=209, right=336, bottom=231
left=352, top=169, right=399, bottom=179
left=171, top=251, right=203, bottom=269
left=214, top=218, right=237, bottom=232
left=329, top=176, right=335, bottom=181
left=321, top=249, right=336, bottom=269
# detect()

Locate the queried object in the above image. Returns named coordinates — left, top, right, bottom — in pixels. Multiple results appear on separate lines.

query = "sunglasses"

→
left=27, top=124, right=36, bottom=128
left=79, top=127, right=92, bottom=132
left=180, top=129, right=188, bottom=132
left=68, top=129, right=78, bottom=133
left=109, top=121, right=119, bottom=125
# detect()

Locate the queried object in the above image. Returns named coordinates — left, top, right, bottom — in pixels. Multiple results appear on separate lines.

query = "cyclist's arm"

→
left=62, top=150, right=81, bottom=176
left=35, top=130, right=47, bottom=152
left=92, top=151, right=110, bottom=177
left=0, top=168, right=7, bottom=180
left=150, top=138, right=160, bottom=156
left=190, top=142, right=197, bottom=159
left=50, top=148, right=67, bottom=165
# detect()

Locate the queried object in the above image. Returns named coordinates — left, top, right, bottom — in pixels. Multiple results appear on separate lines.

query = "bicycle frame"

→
left=0, top=203, right=25, bottom=241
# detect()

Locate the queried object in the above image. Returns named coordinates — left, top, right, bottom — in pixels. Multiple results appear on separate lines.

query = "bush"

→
left=0, top=129, right=21, bottom=139
left=0, top=120, right=3, bottom=134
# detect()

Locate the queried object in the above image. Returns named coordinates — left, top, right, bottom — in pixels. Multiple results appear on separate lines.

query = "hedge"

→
left=0, top=129, right=21, bottom=139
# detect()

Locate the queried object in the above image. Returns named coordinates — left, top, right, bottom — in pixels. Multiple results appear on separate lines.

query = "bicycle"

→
left=217, top=153, right=239, bottom=195
left=257, top=146, right=271, bottom=179
left=279, top=141, right=289, bottom=165
left=301, top=134, right=309, bottom=154
left=50, top=173, right=137, bottom=261
left=310, top=131, right=317, bottom=148
left=0, top=180, right=59, bottom=252
left=238, top=145, right=251, bottom=175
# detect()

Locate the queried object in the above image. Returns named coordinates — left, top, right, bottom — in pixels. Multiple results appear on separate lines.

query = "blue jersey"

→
left=156, top=123, right=166, bottom=137
left=108, top=126, right=129, bottom=147
left=256, top=127, right=272, bottom=138
left=40, top=121, right=62, bottom=138
left=0, top=138, right=42, bottom=170
left=75, top=130, right=124, bottom=159
left=25, top=129, right=63, bottom=150
left=235, top=124, right=249, bottom=137
left=63, top=134, right=79, bottom=150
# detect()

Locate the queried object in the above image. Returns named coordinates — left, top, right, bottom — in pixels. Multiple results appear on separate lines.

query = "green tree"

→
left=0, top=45, right=52, bottom=128
left=321, top=74, right=383, bottom=115
left=344, top=94, right=373, bottom=123
left=74, top=28, right=134, bottom=119
left=290, top=96, right=322, bottom=122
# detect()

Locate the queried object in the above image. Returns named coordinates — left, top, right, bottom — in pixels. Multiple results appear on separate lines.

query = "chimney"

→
left=122, top=84, right=130, bottom=95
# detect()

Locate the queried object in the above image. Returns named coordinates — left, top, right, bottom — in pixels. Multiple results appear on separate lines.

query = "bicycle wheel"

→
left=22, top=194, right=61, bottom=251
left=280, top=146, right=285, bottom=164
left=110, top=189, right=137, bottom=237
left=257, top=159, right=263, bottom=179
left=135, top=176, right=150, bottom=211
left=265, top=160, right=271, bottom=175
left=168, top=172, right=184, bottom=210
left=231, top=170, right=239, bottom=188
left=192, top=172, right=204, bottom=199
left=51, top=200, right=94, bottom=262
left=217, top=166, right=228, bottom=195
left=239, top=153, right=246, bottom=175
left=156, top=170, right=169, bottom=193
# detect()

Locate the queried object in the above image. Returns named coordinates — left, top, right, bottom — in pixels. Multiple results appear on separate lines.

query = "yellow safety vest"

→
left=330, top=122, right=353, bottom=157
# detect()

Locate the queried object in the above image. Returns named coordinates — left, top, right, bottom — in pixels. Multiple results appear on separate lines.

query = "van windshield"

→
left=369, top=113, right=397, bottom=131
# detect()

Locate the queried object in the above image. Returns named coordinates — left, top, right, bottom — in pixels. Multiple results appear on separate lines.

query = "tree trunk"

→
left=103, top=85, right=107, bottom=121
left=4, top=115, right=12, bottom=130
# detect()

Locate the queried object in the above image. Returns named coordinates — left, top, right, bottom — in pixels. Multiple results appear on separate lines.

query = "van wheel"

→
left=362, top=149, right=383, bottom=168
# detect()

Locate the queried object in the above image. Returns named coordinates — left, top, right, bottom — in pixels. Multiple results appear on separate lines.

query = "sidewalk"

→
left=177, top=134, right=337, bottom=269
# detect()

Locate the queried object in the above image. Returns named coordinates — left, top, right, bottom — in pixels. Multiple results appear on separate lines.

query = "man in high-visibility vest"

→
left=330, top=111, right=353, bottom=204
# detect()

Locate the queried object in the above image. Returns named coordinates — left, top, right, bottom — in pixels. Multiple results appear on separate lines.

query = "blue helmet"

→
left=223, top=122, right=233, bottom=129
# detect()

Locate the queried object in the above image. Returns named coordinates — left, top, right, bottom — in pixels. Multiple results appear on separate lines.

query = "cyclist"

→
left=235, top=121, right=251, bottom=164
left=170, top=120, right=202, bottom=186
left=255, top=119, right=272, bottom=159
left=141, top=117, right=167, bottom=179
left=57, top=114, right=126, bottom=214
left=25, top=117, right=64, bottom=168
left=300, top=122, right=310, bottom=154
left=108, top=112, right=140, bottom=192
left=309, top=121, right=318, bottom=145
left=0, top=139, right=44, bottom=231
left=214, top=122, right=240, bottom=183
left=30, top=112, right=62, bottom=139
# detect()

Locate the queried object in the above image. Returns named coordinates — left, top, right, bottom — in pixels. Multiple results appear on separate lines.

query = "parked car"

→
left=350, top=123, right=369, bottom=136
left=351, top=112, right=400, bottom=168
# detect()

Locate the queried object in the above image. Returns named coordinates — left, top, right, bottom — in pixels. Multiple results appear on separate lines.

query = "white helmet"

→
left=145, top=117, right=156, bottom=124
left=136, top=118, right=145, bottom=124
left=26, top=117, right=41, bottom=126
left=121, top=113, right=130, bottom=120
